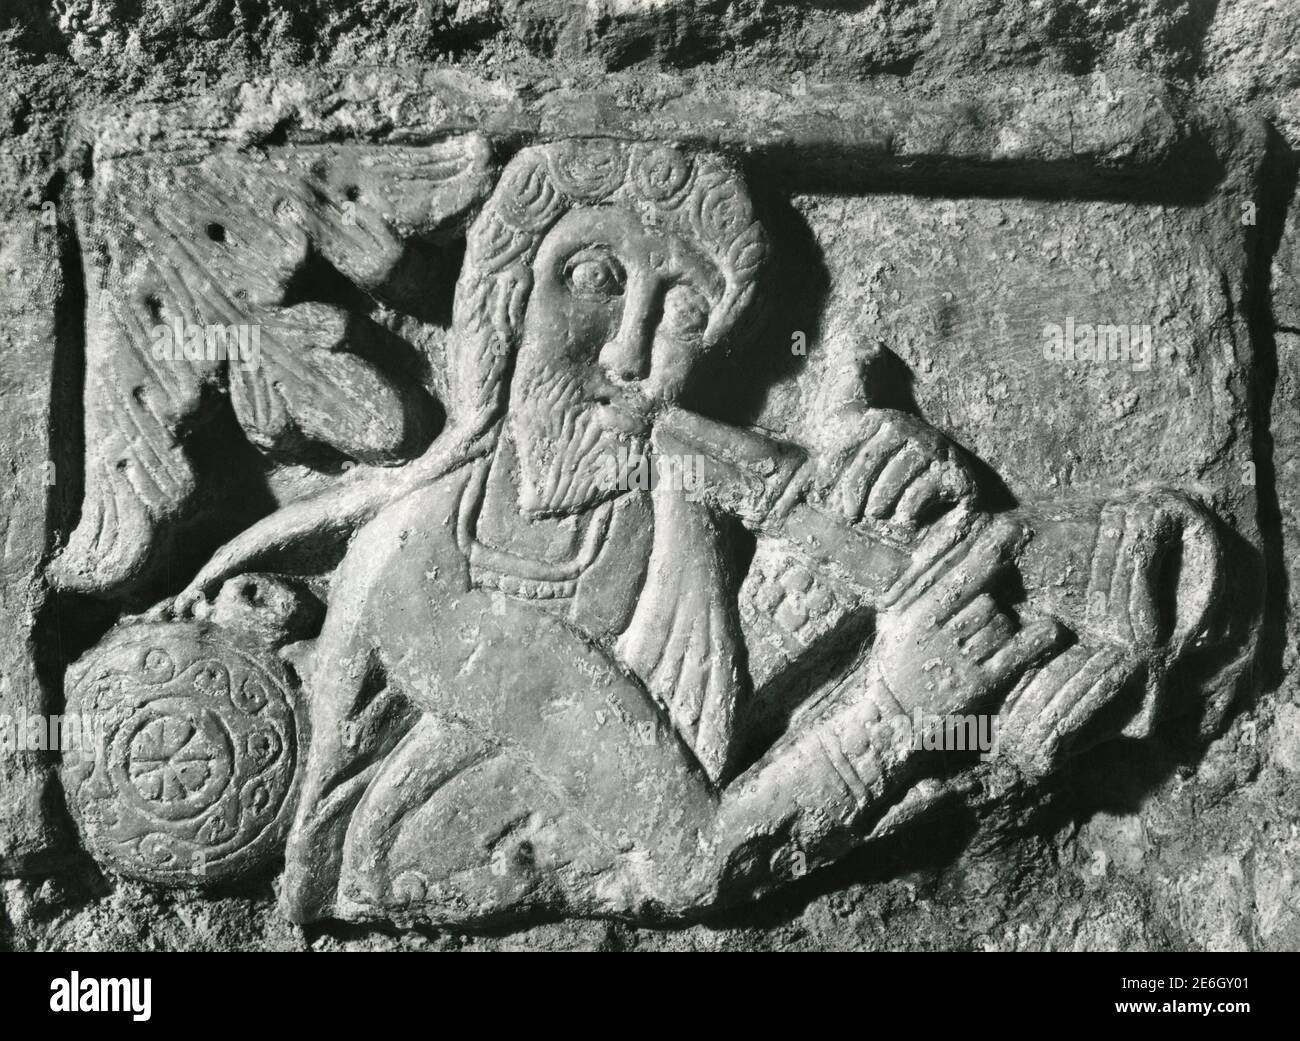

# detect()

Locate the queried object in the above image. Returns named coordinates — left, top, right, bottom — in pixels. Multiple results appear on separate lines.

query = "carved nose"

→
left=599, top=278, right=657, bottom=382
left=599, top=335, right=650, bottom=382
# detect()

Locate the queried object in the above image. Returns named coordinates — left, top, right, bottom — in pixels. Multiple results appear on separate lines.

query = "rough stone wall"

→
left=2, top=0, right=1300, bottom=951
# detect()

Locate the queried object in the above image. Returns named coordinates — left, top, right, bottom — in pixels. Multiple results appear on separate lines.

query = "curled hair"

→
left=446, top=139, right=769, bottom=428
left=179, top=141, right=769, bottom=595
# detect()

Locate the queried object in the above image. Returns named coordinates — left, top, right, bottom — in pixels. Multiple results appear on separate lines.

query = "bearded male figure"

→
left=197, top=140, right=1230, bottom=927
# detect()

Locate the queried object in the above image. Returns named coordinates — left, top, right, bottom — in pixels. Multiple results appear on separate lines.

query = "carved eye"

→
left=662, top=285, right=709, bottom=340
left=564, top=249, right=626, bottom=300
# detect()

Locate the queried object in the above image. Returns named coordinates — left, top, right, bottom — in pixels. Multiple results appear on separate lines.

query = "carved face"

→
left=508, top=204, right=725, bottom=516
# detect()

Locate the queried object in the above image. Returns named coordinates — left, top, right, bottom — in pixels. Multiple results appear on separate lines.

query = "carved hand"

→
left=996, top=643, right=1147, bottom=780
left=812, top=406, right=977, bottom=538
left=869, top=517, right=1064, bottom=719
left=651, top=406, right=974, bottom=604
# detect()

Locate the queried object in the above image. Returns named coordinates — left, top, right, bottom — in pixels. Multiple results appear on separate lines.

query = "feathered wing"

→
left=51, top=135, right=495, bottom=597
left=48, top=164, right=225, bottom=596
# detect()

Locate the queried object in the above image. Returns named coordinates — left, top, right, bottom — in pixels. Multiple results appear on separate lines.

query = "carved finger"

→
left=1120, top=512, right=1165, bottom=649
left=1103, top=507, right=1143, bottom=645
left=1051, top=647, right=1133, bottom=740
left=980, top=617, right=1065, bottom=689
left=926, top=515, right=1023, bottom=623
left=948, top=594, right=1000, bottom=638
left=837, top=431, right=904, bottom=520
left=895, top=460, right=972, bottom=528
left=880, top=506, right=986, bottom=609
left=864, top=447, right=929, bottom=520
left=962, top=613, right=1017, bottom=663
left=1085, top=501, right=1129, bottom=634
left=1006, top=644, right=1126, bottom=773
left=938, top=456, right=976, bottom=503
left=1000, top=640, right=1086, bottom=724
left=893, top=466, right=945, bottom=528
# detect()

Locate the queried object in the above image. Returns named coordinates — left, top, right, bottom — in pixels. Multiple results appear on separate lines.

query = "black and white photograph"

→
left=0, top=0, right=1291, bottom=1000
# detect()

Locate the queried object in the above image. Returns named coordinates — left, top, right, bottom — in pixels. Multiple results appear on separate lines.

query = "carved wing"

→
left=50, top=135, right=494, bottom=597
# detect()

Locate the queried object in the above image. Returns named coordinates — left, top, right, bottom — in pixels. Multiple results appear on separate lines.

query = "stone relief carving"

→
left=62, top=614, right=305, bottom=884
left=42, top=115, right=1253, bottom=930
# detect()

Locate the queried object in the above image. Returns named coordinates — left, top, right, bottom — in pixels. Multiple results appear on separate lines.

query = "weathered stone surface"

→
left=0, top=205, right=71, bottom=875
left=2, top=0, right=1300, bottom=953
left=61, top=619, right=304, bottom=885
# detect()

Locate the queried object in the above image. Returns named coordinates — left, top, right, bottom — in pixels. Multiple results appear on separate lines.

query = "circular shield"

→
left=61, top=621, right=304, bottom=885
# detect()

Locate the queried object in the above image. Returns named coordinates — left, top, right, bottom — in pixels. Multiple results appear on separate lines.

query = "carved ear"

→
left=50, top=135, right=496, bottom=598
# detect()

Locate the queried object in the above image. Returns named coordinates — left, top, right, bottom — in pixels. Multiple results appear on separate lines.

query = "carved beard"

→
left=508, top=362, right=648, bottom=518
